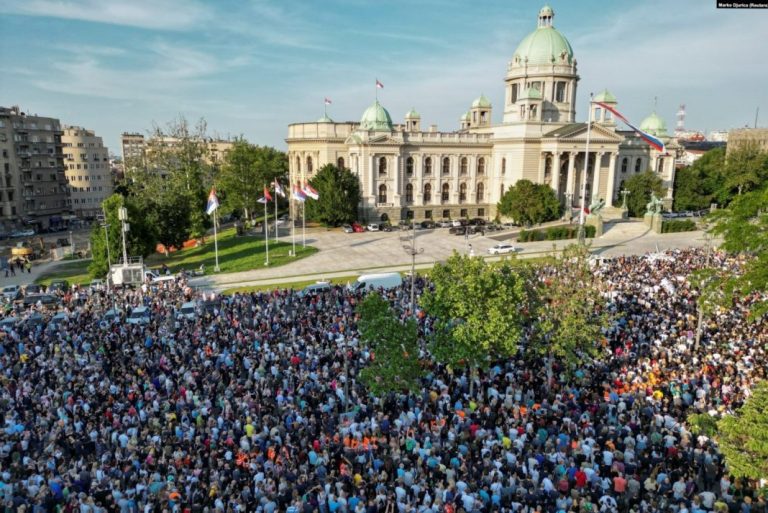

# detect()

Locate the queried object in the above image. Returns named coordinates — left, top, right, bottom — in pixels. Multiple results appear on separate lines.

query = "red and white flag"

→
left=273, top=180, right=286, bottom=198
left=302, top=181, right=319, bottom=200
left=324, top=97, right=332, bottom=105
left=375, top=79, right=384, bottom=89
left=263, top=186, right=273, bottom=202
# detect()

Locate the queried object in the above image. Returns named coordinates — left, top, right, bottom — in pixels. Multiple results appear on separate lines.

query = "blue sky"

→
left=1, top=0, right=767, bottom=155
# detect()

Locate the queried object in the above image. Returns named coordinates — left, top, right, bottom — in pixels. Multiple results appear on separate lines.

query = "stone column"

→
left=538, top=152, right=547, bottom=183
left=566, top=151, right=576, bottom=196
left=393, top=155, right=401, bottom=202
left=551, top=152, right=562, bottom=196
left=591, top=152, right=604, bottom=201
left=605, top=152, right=617, bottom=207
left=369, top=154, right=376, bottom=196
left=416, top=155, right=424, bottom=204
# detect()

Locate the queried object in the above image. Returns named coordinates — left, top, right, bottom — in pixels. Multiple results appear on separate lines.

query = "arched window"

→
left=460, top=157, right=468, bottom=175
left=306, top=156, right=313, bottom=173
left=476, top=183, right=485, bottom=202
left=635, top=158, right=642, bottom=172
left=296, top=156, right=301, bottom=173
left=442, top=157, right=450, bottom=175
left=405, top=183, right=413, bottom=203
left=459, top=183, right=467, bottom=202
left=406, top=157, right=414, bottom=175
left=378, top=184, right=387, bottom=203
left=337, top=157, right=345, bottom=169
left=621, top=157, right=628, bottom=173
left=510, top=84, right=518, bottom=104
left=423, top=183, right=432, bottom=203
left=441, top=183, right=450, bottom=202
left=477, top=157, right=485, bottom=175
left=501, top=158, right=506, bottom=175
left=424, top=157, right=432, bottom=174
left=378, top=156, right=387, bottom=175
left=500, top=183, right=505, bottom=198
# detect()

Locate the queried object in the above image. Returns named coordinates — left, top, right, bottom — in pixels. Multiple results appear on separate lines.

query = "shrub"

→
left=517, top=225, right=595, bottom=242
left=662, top=219, right=697, bottom=233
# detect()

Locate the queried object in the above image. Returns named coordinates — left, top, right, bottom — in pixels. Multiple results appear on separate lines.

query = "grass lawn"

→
left=145, top=227, right=317, bottom=275
left=35, top=260, right=92, bottom=286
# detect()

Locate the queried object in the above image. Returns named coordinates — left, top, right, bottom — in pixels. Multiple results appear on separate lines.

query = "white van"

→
left=348, top=272, right=403, bottom=292
left=126, top=306, right=151, bottom=325
left=178, top=301, right=198, bottom=321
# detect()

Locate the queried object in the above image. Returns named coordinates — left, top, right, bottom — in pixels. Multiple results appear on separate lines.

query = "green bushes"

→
left=662, top=219, right=697, bottom=233
left=518, top=225, right=595, bottom=242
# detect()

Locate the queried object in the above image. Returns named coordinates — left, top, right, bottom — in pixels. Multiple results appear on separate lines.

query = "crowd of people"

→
left=0, top=248, right=766, bottom=513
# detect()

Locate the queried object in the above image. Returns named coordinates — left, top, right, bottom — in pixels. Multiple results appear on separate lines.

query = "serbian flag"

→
left=595, top=101, right=666, bottom=153
left=257, top=196, right=268, bottom=205
left=206, top=187, right=219, bottom=215
left=376, top=79, right=384, bottom=89
left=263, top=185, right=273, bottom=202
left=302, top=181, right=319, bottom=200
left=274, top=180, right=286, bottom=198
left=324, top=97, right=332, bottom=105
left=292, top=183, right=306, bottom=202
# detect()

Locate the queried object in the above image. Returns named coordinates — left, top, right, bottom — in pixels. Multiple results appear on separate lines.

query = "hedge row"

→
left=662, top=219, right=697, bottom=233
left=518, top=225, right=596, bottom=242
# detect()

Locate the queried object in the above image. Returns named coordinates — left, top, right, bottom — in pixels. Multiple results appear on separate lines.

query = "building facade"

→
left=287, top=6, right=677, bottom=223
left=727, top=128, right=768, bottom=153
left=0, top=106, right=71, bottom=230
left=121, top=132, right=234, bottom=172
left=61, top=126, right=114, bottom=219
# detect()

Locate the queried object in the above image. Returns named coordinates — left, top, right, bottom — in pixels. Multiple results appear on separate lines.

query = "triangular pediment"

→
left=543, top=123, right=624, bottom=143
left=344, top=131, right=402, bottom=146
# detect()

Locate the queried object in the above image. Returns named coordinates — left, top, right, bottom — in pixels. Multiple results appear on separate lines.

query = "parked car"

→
left=420, top=220, right=436, bottom=229
left=22, top=294, right=60, bottom=308
left=126, top=306, right=151, bottom=325
left=348, top=272, right=403, bottom=292
left=299, top=281, right=332, bottom=297
left=1, top=285, right=22, bottom=302
left=437, top=220, right=452, bottom=228
left=201, top=299, right=223, bottom=316
left=352, top=223, right=365, bottom=233
left=177, top=301, right=198, bottom=321
left=342, top=224, right=354, bottom=233
left=488, top=243, right=522, bottom=255
left=449, top=226, right=467, bottom=236
left=11, top=229, right=35, bottom=238
left=366, top=223, right=380, bottom=232
left=48, top=311, right=69, bottom=331
left=24, top=312, right=46, bottom=329
left=89, top=279, right=105, bottom=291
left=101, top=308, right=123, bottom=326
left=24, top=284, right=43, bottom=295
left=48, top=280, right=69, bottom=293
left=380, top=223, right=394, bottom=232
left=468, top=218, right=487, bottom=226
left=0, top=316, right=20, bottom=331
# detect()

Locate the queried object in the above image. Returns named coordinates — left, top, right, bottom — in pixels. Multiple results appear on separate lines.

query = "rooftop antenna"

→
left=676, top=104, right=686, bottom=134
left=755, top=107, right=760, bottom=128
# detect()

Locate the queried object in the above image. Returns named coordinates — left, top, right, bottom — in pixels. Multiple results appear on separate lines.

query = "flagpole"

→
left=274, top=182, right=279, bottom=243
left=213, top=208, right=220, bottom=272
left=578, top=93, right=594, bottom=245
left=264, top=184, right=270, bottom=266
left=302, top=201, right=306, bottom=248
left=291, top=194, right=296, bottom=257
left=375, top=79, right=378, bottom=102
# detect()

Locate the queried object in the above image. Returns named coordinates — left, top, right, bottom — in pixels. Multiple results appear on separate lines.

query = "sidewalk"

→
left=0, top=258, right=66, bottom=288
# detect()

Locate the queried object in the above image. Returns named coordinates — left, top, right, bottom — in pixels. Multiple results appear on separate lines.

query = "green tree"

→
left=356, top=294, right=423, bottom=396
left=421, top=253, right=530, bottom=390
left=218, top=140, right=287, bottom=222
left=623, top=170, right=665, bottom=217
left=305, top=164, right=361, bottom=226
left=529, top=244, right=610, bottom=386
left=88, top=194, right=157, bottom=278
left=714, top=381, right=768, bottom=480
left=720, top=141, right=768, bottom=200
left=498, top=179, right=562, bottom=225
left=673, top=148, right=725, bottom=211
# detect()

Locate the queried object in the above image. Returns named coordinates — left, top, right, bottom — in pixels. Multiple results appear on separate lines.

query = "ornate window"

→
left=405, top=183, right=413, bottom=203
left=459, top=183, right=467, bottom=202
left=476, top=183, right=485, bottom=202
left=337, top=157, right=345, bottom=169
left=442, top=157, right=450, bottom=175
left=378, top=184, right=387, bottom=203
left=423, top=183, right=432, bottom=203
left=306, top=156, right=313, bottom=173
left=460, top=157, right=468, bottom=175
left=296, top=156, right=301, bottom=173
left=441, top=183, right=450, bottom=202
left=635, top=158, right=642, bottom=172
left=555, top=82, right=566, bottom=103
left=510, top=83, right=519, bottom=104
left=406, top=157, right=414, bottom=175
left=477, top=157, right=485, bottom=175
left=378, top=156, right=387, bottom=175
left=621, top=157, right=628, bottom=173
left=501, top=157, right=506, bottom=175
left=424, top=157, right=432, bottom=174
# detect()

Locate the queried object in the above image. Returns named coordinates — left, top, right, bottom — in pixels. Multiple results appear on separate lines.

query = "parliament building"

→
left=286, top=5, right=676, bottom=223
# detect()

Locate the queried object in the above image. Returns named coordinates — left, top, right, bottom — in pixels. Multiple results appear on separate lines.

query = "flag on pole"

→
left=292, top=183, right=306, bottom=202
left=302, top=181, right=319, bottom=200
left=257, top=196, right=268, bottom=204
left=274, top=180, right=286, bottom=198
left=263, top=185, right=273, bottom=202
left=324, top=97, right=332, bottom=105
left=375, top=79, right=384, bottom=89
left=595, top=101, right=666, bottom=153
left=206, top=187, right=219, bottom=215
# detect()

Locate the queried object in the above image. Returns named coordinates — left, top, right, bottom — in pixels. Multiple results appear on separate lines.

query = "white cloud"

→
left=0, top=0, right=210, bottom=30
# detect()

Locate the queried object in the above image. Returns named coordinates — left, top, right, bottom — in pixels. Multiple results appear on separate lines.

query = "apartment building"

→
left=62, top=126, right=114, bottom=219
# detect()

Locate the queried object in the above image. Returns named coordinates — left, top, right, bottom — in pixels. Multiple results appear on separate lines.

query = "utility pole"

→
left=578, top=93, right=594, bottom=245
left=694, top=232, right=713, bottom=349
left=118, top=206, right=129, bottom=266
left=401, top=220, right=424, bottom=318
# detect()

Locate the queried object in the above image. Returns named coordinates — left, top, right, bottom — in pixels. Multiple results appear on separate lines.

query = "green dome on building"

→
left=513, top=5, right=574, bottom=65
left=317, top=114, right=333, bottom=123
left=518, top=87, right=542, bottom=101
left=359, top=100, right=393, bottom=131
left=639, top=112, right=668, bottom=137
left=593, top=89, right=617, bottom=103
left=405, top=108, right=420, bottom=119
left=471, top=94, right=492, bottom=108
left=460, top=111, right=470, bottom=121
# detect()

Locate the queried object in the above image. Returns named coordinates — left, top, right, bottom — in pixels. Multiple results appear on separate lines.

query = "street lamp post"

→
left=102, top=223, right=111, bottom=267
left=118, top=206, right=129, bottom=266
left=401, top=220, right=424, bottom=318
left=564, top=192, right=573, bottom=221
left=694, top=231, right=713, bottom=349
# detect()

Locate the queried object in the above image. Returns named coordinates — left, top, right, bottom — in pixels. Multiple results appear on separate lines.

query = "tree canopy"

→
left=356, top=294, right=424, bottom=396
left=622, top=170, right=665, bottom=217
left=497, top=179, right=562, bottom=225
left=421, top=253, right=530, bottom=370
left=305, top=164, right=361, bottom=226
left=673, top=148, right=725, bottom=211
left=713, top=382, right=768, bottom=480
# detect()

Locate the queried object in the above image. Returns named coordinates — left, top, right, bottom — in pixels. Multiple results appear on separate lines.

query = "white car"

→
left=488, top=243, right=521, bottom=255
left=366, top=223, right=380, bottom=232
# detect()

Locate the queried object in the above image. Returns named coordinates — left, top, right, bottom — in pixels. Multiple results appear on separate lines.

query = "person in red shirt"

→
left=614, top=473, right=627, bottom=494
left=575, top=468, right=587, bottom=488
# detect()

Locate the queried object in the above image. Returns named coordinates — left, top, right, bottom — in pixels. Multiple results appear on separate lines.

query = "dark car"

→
left=379, top=223, right=394, bottom=232
left=201, top=299, right=223, bottom=316
left=420, top=220, right=436, bottom=229
left=48, top=280, right=69, bottom=293
left=24, top=284, right=43, bottom=295
left=449, top=226, right=467, bottom=236
left=23, top=294, right=60, bottom=308
left=24, top=312, right=46, bottom=329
